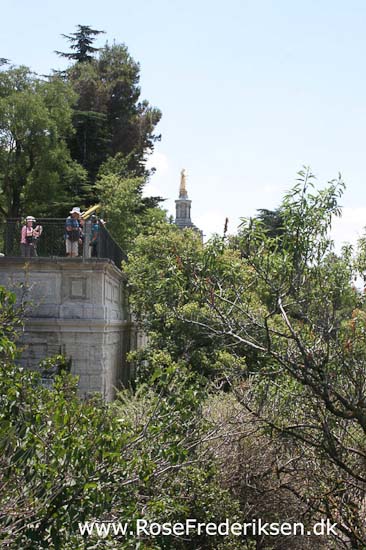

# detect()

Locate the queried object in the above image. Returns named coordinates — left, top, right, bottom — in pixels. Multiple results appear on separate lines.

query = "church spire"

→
left=174, top=169, right=202, bottom=239
left=175, top=168, right=191, bottom=228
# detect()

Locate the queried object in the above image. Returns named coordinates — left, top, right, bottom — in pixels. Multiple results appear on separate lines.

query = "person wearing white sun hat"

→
left=65, top=207, right=84, bottom=257
left=20, top=216, right=42, bottom=258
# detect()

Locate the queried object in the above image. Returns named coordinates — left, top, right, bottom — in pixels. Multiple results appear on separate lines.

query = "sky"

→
left=2, top=0, right=366, bottom=245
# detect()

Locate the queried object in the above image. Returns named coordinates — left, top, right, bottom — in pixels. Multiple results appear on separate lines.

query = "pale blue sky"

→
left=2, top=0, right=366, bottom=242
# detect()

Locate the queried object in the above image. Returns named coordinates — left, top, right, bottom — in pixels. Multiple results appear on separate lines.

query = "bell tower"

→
left=175, top=169, right=193, bottom=228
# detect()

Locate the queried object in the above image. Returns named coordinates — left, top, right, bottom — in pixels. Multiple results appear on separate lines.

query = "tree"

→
left=55, top=25, right=105, bottom=63
left=125, top=223, right=248, bottom=381
left=255, top=207, right=284, bottom=238
left=189, top=171, right=366, bottom=547
left=96, top=157, right=166, bottom=253
left=0, top=285, right=244, bottom=549
left=125, top=169, right=366, bottom=548
left=0, top=66, right=87, bottom=218
left=63, top=41, right=162, bottom=185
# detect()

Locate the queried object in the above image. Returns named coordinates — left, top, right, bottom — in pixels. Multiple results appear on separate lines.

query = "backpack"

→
left=66, top=217, right=80, bottom=241
left=69, top=228, right=80, bottom=242
left=25, top=227, right=34, bottom=244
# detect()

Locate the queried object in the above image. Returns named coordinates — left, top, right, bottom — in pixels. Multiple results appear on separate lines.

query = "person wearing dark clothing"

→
left=65, top=207, right=83, bottom=257
left=89, top=215, right=100, bottom=258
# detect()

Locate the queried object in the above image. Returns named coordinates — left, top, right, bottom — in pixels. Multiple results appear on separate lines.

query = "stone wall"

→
left=0, top=257, right=133, bottom=401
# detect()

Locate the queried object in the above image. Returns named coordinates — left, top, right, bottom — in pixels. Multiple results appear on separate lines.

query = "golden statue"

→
left=179, top=169, right=188, bottom=198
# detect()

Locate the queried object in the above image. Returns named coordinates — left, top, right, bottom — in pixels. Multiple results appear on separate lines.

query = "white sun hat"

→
left=70, top=207, right=81, bottom=215
left=26, top=216, right=36, bottom=222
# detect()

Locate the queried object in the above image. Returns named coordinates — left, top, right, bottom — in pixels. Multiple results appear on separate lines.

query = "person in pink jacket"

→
left=20, top=216, right=42, bottom=257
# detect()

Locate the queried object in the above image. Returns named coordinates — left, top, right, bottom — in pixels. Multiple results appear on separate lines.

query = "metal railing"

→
left=1, top=219, right=127, bottom=268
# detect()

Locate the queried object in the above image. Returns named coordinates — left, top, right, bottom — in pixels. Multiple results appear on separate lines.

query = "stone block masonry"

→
left=0, top=258, right=134, bottom=401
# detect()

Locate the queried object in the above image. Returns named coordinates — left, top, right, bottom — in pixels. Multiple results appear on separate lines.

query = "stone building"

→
left=0, top=223, right=136, bottom=401
left=0, top=171, right=201, bottom=400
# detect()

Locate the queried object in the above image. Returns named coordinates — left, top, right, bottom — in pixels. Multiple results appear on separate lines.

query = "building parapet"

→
left=0, top=257, right=134, bottom=400
left=1, top=218, right=127, bottom=269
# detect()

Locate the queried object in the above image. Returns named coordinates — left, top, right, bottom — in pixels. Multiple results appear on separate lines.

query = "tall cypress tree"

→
left=55, top=25, right=105, bottom=63
left=57, top=36, right=161, bottom=190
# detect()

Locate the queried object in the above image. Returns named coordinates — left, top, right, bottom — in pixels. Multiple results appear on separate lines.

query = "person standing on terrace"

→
left=65, top=207, right=84, bottom=257
left=89, top=215, right=100, bottom=258
left=20, top=216, right=42, bottom=258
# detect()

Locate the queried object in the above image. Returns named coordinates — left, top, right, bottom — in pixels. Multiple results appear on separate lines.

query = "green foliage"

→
left=56, top=25, right=105, bottom=63
left=0, top=362, right=241, bottom=549
left=126, top=169, right=366, bottom=547
left=0, top=66, right=87, bottom=218
left=126, top=223, right=251, bottom=379
left=0, top=285, right=23, bottom=364
left=65, top=41, right=162, bottom=185
left=96, top=170, right=166, bottom=253
left=0, top=286, right=243, bottom=549
left=0, top=31, right=162, bottom=228
left=255, top=207, right=284, bottom=239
